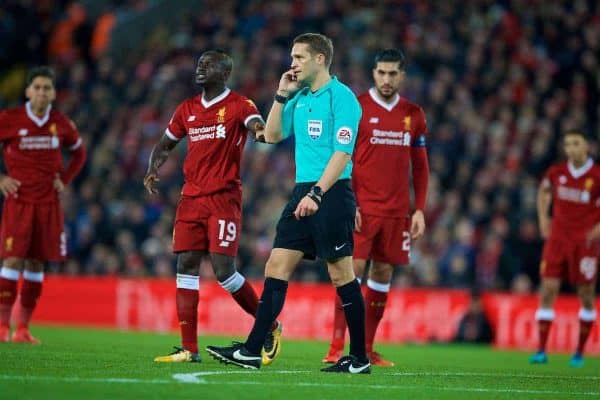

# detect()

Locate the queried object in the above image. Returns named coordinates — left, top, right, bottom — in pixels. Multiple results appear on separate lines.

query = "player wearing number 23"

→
left=323, top=48, right=429, bottom=367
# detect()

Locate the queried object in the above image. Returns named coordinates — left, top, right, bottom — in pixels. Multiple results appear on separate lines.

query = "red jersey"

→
left=543, top=159, right=600, bottom=240
left=166, top=89, right=261, bottom=198
left=0, top=103, right=82, bottom=203
left=352, top=88, right=428, bottom=217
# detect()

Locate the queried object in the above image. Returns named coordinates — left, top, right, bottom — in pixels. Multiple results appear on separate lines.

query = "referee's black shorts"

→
left=273, top=179, right=356, bottom=261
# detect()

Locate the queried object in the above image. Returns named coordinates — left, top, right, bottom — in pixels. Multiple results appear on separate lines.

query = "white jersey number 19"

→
left=218, top=219, right=237, bottom=247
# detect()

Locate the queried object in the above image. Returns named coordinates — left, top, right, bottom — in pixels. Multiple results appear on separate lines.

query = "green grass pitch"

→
left=0, top=325, right=598, bottom=400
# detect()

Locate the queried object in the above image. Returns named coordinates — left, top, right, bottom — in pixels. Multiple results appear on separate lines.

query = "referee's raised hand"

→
left=277, top=68, right=301, bottom=97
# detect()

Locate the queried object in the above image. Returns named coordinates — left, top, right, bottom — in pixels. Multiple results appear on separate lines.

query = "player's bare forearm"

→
left=146, top=134, right=177, bottom=174
left=246, top=117, right=268, bottom=143
left=263, top=101, right=285, bottom=143
left=144, top=134, right=177, bottom=194
left=294, top=152, right=350, bottom=218
left=537, top=184, right=552, bottom=221
left=316, top=151, right=351, bottom=192
left=537, top=184, right=552, bottom=237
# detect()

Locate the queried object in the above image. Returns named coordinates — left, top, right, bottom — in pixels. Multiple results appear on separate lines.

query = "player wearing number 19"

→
left=530, top=131, right=600, bottom=368
left=144, top=50, right=281, bottom=363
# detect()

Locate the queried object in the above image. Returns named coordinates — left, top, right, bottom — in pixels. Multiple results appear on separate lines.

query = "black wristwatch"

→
left=307, top=185, right=323, bottom=207
left=274, top=94, right=288, bottom=104
left=310, top=185, right=323, bottom=197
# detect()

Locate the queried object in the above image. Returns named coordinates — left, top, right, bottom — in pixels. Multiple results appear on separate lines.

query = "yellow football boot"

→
left=154, top=346, right=200, bottom=363
left=261, top=320, right=283, bottom=366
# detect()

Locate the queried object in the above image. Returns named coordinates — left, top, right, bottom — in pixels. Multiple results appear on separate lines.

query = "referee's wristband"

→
left=307, top=192, right=321, bottom=207
left=274, top=94, right=288, bottom=104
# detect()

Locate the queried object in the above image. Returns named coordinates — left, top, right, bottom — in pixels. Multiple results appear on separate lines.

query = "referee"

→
left=207, top=33, right=370, bottom=374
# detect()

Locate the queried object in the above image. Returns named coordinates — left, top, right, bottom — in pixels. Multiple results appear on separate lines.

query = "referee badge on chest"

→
left=308, top=120, right=322, bottom=140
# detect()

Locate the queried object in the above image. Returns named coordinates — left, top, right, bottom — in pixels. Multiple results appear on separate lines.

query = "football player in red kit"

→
left=0, top=66, right=87, bottom=344
left=323, top=49, right=429, bottom=366
left=530, top=131, right=600, bottom=367
left=145, top=50, right=281, bottom=364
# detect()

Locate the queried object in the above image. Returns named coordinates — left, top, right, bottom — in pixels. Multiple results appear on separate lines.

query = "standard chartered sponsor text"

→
left=370, top=129, right=411, bottom=146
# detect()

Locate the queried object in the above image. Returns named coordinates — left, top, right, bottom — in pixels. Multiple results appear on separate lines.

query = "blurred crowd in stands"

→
left=1, top=0, right=599, bottom=293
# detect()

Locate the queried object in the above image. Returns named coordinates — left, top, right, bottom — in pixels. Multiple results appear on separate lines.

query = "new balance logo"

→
left=369, top=117, right=379, bottom=124
left=219, top=240, right=230, bottom=247
left=187, top=115, right=196, bottom=122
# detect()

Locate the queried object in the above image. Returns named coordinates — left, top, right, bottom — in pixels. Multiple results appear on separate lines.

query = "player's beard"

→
left=376, top=86, right=397, bottom=101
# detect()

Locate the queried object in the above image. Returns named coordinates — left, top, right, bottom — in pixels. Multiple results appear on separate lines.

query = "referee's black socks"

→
left=337, top=279, right=369, bottom=363
left=245, top=277, right=288, bottom=354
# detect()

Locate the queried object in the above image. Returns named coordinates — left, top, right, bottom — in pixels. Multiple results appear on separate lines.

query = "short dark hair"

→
left=563, top=129, right=590, bottom=141
left=26, top=66, right=56, bottom=86
left=201, top=49, right=233, bottom=75
left=374, top=48, right=406, bottom=70
left=293, top=33, right=334, bottom=68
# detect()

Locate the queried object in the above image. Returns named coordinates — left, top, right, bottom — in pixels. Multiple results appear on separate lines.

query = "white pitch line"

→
left=183, top=379, right=600, bottom=397
left=173, top=370, right=308, bottom=383
left=385, top=371, right=600, bottom=380
left=1, top=373, right=598, bottom=397
left=0, top=375, right=170, bottom=384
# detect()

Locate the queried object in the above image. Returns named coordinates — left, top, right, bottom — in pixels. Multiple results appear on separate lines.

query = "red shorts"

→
left=541, top=235, right=598, bottom=284
left=0, top=198, right=66, bottom=261
left=173, top=191, right=241, bottom=256
left=353, top=213, right=410, bottom=265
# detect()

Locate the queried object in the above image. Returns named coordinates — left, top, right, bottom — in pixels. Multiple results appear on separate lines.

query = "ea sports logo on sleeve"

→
left=336, top=127, right=353, bottom=145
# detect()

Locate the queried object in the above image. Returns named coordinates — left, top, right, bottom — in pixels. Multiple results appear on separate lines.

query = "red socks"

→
left=577, top=308, right=597, bottom=354
left=534, top=308, right=598, bottom=355
left=329, top=279, right=390, bottom=353
left=1, top=268, right=45, bottom=330
left=231, top=280, right=259, bottom=317
left=0, top=268, right=19, bottom=328
left=176, top=274, right=199, bottom=353
left=577, top=320, right=593, bottom=354
left=364, top=280, right=389, bottom=353
left=330, top=294, right=347, bottom=350
left=534, top=308, right=554, bottom=353
left=17, top=272, right=43, bottom=329
left=537, top=320, right=552, bottom=352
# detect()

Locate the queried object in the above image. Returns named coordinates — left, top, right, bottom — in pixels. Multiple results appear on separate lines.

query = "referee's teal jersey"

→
left=282, top=76, right=362, bottom=183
